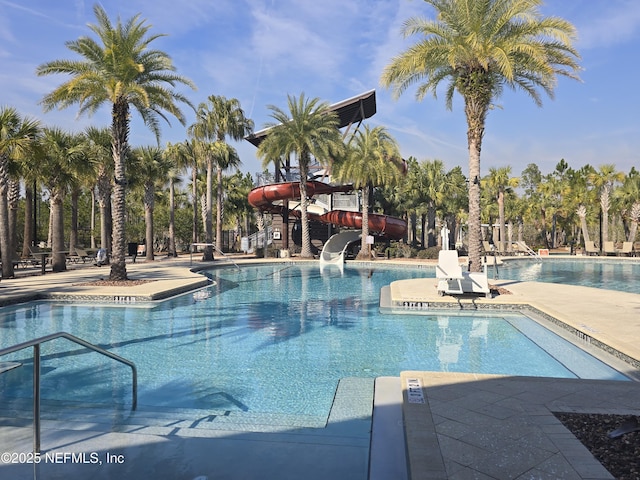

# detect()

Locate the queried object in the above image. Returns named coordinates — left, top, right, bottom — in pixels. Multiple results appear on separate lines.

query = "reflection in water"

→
left=500, top=259, right=640, bottom=293
left=436, top=318, right=462, bottom=371
left=0, top=264, right=625, bottom=419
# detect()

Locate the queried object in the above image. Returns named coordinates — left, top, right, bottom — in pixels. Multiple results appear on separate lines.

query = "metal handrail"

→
left=0, top=331, right=137, bottom=453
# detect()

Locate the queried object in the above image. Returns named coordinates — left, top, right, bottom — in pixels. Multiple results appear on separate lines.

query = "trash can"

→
left=128, top=242, right=139, bottom=262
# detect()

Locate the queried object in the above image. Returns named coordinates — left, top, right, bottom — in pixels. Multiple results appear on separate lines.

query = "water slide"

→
left=248, top=180, right=407, bottom=250
left=320, top=229, right=363, bottom=271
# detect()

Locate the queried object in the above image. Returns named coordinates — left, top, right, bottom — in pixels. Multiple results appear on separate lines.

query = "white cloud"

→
left=574, top=0, right=640, bottom=49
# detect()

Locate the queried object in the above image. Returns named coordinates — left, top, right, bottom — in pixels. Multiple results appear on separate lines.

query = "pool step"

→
left=0, top=378, right=374, bottom=436
left=0, top=400, right=327, bottom=435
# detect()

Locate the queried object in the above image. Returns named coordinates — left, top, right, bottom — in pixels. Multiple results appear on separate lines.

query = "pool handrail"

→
left=0, top=331, right=137, bottom=453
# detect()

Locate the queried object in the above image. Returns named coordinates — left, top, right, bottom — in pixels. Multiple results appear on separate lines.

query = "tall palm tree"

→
left=0, top=106, right=41, bottom=279
left=188, top=95, right=253, bottom=259
left=67, top=131, right=97, bottom=256
left=616, top=172, right=640, bottom=243
left=381, top=0, right=581, bottom=271
left=420, top=160, right=451, bottom=248
left=163, top=142, right=187, bottom=257
left=183, top=139, right=203, bottom=248
left=37, top=4, right=195, bottom=280
left=333, top=125, right=402, bottom=259
left=131, top=146, right=173, bottom=261
left=38, top=128, right=83, bottom=272
left=82, top=126, right=113, bottom=252
left=257, top=93, right=344, bottom=258
left=485, top=166, right=519, bottom=253
left=588, top=164, right=625, bottom=249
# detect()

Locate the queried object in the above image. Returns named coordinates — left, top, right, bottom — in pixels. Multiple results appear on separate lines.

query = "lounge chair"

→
left=436, top=250, right=464, bottom=295
left=584, top=240, right=599, bottom=256
left=603, top=241, right=617, bottom=256
left=618, top=242, right=634, bottom=257
left=436, top=250, right=492, bottom=298
left=496, top=241, right=511, bottom=256
left=68, top=247, right=91, bottom=263
left=12, top=252, right=28, bottom=269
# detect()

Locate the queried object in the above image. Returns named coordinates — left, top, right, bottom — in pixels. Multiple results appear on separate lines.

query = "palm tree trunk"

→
left=299, top=163, right=312, bottom=258
left=601, top=186, right=610, bottom=245
left=467, top=139, right=482, bottom=272
left=0, top=157, right=13, bottom=278
left=169, top=178, right=176, bottom=256
left=216, top=165, right=223, bottom=253
left=192, top=167, right=198, bottom=246
left=203, top=156, right=214, bottom=261
left=357, top=184, right=371, bottom=260
left=51, top=193, right=66, bottom=272
left=97, top=168, right=112, bottom=252
left=110, top=100, right=129, bottom=280
left=23, top=184, right=34, bottom=257
left=69, top=188, right=79, bottom=254
left=144, top=183, right=155, bottom=261
left=90, top=189, right=96, bottom=249
left=8, top=179, right=20, bottom=254
left=498, top=190, right=506, bottom=253
left=465, top=96, right=486, bottom=272
left=427, top=203, right=437, bottom=247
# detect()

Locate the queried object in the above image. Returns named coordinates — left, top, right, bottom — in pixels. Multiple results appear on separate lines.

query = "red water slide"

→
left=248, top=181, right=407, bottom=240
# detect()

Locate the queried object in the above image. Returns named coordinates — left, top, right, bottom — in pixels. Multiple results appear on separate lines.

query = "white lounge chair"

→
left=603, top=241, right=617, bottom=256
left=618, top=242, right=634, bottom=257
left=436, top=250, right=464, bottom=295
left=436, top=250, right=492, bottom=298
left=584, top=240, right=599, bottom=256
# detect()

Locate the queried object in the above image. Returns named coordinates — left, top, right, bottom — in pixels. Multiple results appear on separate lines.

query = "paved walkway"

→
left=1, top=255, right=639, bottom=479
left=387, top=265, right=640, bottom=480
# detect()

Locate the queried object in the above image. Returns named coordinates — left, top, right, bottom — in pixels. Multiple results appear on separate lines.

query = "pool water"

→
left=0, top=264, right=628, bottom=422
left=497, top=258, right=640, bottom=293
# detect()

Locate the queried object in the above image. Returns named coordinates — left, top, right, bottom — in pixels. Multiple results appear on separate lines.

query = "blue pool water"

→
left=496, top=258, right=640, bottom=293
left=0, top=264, right=628, bottom=422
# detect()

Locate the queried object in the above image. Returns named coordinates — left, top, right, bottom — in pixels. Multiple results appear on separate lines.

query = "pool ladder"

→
left=0, top=332, right=137, bottom=453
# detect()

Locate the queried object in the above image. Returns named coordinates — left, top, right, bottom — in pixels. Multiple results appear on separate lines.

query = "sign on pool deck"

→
left=406, top=377, right=425, bottom=404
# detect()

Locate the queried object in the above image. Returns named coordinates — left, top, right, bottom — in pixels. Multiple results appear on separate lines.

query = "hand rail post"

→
left=33, top=344, right=41, bottom=453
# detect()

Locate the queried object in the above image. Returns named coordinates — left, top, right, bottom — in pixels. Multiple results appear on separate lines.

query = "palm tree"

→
left=188, top=95, right=253, bottom=260
left=257, top=93, right=344, bottom=258
left=131, top=146, right=173, bottom=261
left=163, top=142, right=188, bottom=257
left=82, top=126, right=113, bottom=252
left=38, top=128, right=83, bottom=272
left=485, top=166, right=519, bottom=253
left=37, top=4, right=195, bottom=280
left=588, top=164, right=624, bottom=250
left=381, top=0, right=581, bottom=271
left=333, top=125, right=402, bottom=259
left=617, top=171, right=640, bottom=243
left=67, top=132, right=97, bottom=256
left=421, top=160, right=451, bottom=248
left=0, top=106, right=41, bottom=279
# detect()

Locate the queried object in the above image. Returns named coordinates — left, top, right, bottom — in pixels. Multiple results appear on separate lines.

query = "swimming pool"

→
left=496, top=258, right=640, bottom=293
left=0, top=264, right=628, bottom=427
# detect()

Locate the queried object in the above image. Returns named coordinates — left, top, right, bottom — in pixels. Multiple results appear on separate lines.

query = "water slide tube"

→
left=248, top=181, right=407, bottom=240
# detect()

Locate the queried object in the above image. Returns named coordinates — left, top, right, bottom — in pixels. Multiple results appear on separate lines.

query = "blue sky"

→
left=1, top=0, right=639, bottom=180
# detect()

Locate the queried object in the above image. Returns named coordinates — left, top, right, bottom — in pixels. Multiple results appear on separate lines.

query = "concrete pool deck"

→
left=1, top=255, right=640, bottom=479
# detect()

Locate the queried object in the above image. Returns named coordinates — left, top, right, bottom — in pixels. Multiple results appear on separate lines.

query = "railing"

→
left=212, top=245, right=241, bottom=270
left=0, top=332, right=137, bottom=453
left=244, top=227, right=273, bottom=254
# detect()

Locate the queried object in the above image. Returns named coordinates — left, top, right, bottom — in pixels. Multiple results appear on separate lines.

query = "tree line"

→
left=2, top=0, right=590, bottom=279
